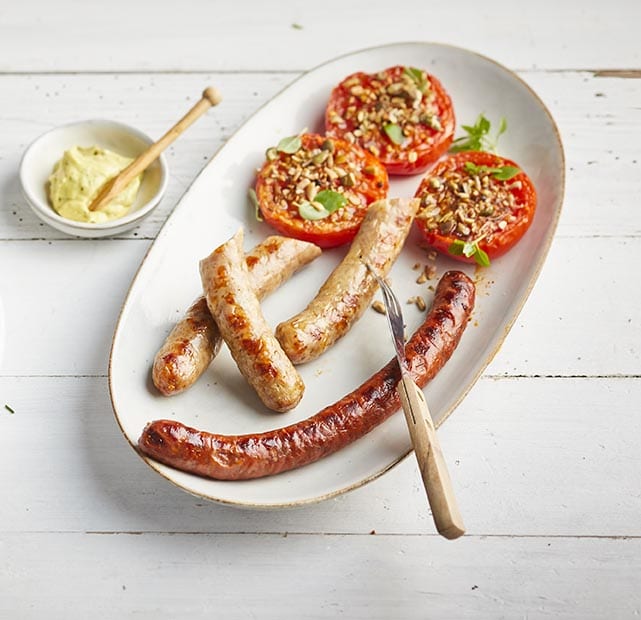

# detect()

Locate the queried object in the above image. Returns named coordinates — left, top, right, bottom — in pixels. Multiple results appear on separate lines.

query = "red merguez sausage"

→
left=138, top=270, right=475, bottom=480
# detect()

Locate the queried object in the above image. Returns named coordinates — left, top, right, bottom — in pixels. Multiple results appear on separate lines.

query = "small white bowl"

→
left=19, top=119, right=169, bottom=238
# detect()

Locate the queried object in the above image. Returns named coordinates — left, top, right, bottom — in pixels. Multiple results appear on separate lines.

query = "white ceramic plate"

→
left=109, top=42, right=564, bottom=508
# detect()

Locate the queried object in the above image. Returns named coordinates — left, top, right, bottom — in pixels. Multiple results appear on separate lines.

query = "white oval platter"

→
left=109, top=42, right=564, bottom=508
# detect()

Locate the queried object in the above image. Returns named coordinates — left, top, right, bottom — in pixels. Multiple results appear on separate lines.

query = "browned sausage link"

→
left=139, top=270, right=475, bottom=480
left=276, top=198, right=419, bottom=365
left=200, top=229, right=305, bottom=412
left=152, top=236, right=321, bottom=396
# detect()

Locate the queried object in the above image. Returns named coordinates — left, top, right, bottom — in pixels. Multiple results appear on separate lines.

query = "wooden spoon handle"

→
left=88, top=86, right=222, bottom=212
left=397, top=374, right=465, bottom=540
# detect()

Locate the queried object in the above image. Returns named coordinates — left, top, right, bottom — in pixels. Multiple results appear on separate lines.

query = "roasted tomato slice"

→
left=255, top=133, right=388, bottom=248
left=324, top=65, right=455, bottom=176
left=414, top=151, right=537, bottom=263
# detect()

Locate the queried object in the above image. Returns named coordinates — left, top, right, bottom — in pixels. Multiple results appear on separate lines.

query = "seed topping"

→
left=417, top=166, right=520, bottom=242
left=331, top=67, right=442, bottom=162
left=261, top=135, right=378, bottom=224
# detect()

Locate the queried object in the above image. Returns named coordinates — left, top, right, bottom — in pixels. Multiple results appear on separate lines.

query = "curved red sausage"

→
left=138, top=270, right=475, bottom=480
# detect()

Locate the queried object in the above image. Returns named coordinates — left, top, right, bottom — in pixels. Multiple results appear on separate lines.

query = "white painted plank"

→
left=487, top=235, right=641, bottom=377
left=1, top=376, right=639, bottom=536
left=1, top=0, right=639, bottom=72
left=1, top=235, right=639, bottom=377
left=0, top=72, right=289, bottom=240
left=1, top=71, right=639, bottom=241
left=0, top=240, right=150, bottom=376
left=1, top=532, right=639, bottom=619
left=0, top=5, right=637, bottom=614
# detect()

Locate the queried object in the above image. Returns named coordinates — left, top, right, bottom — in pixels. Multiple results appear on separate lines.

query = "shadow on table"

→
left=79, top=375, right=410, bottom=536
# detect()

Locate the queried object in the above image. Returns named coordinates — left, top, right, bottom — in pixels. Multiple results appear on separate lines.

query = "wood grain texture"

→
left=1, top=0, right=639, bottom=72
left=1, top=236, right=638, bottom=377
left=1, top=1, right=639, bottom=615
left=1, top=71, right=639, bottom=240
left=1, top=532, right=640, bottom=619
left=1, top=376, right=639, bottom=537
left=397, top=375, right=465, bottom=539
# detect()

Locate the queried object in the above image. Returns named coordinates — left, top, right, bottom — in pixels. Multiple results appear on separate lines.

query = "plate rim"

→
left=108, top=40, right=566, bottom=509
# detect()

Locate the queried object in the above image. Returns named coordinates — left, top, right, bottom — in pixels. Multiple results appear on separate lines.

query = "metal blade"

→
left=364, top=263, right=408, bottom=373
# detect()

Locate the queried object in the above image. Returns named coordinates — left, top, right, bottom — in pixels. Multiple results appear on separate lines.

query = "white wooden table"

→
left=1, top=1, right=640, bottom=617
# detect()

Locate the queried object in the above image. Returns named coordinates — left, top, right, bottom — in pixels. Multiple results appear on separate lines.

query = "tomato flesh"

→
left=325, top=65, right=455, bottom=176
left=255, top=133, right=388, bottom=248
left=414, top=151, right=537, bottom=262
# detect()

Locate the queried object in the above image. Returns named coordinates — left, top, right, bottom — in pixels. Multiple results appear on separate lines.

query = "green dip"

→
left=48, top=146, right=142, bottom=223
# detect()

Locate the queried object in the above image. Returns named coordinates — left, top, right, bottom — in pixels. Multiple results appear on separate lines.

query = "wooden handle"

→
left=397, top=374, right=465, bottom=540
left=88, top=86, right=222, bottom=212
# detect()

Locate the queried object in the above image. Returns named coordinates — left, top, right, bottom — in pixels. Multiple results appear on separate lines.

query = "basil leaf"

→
left=464, top=162, right=521, bottom=181
left=383, top=123, right=405, bottom=145
left=298, top=201, right=330, bottom=221
left=464, top=161, right=485, bottom=175
left=448, top=240, right=466, bottom=256
left=462, top=242, right=477, bottom=258
left=449, top=238, right=491, bottom=267
left=492, top=166, right=521, bottom=181
left=497, top=117, right=508, bottom=137
left=474, top=246, right=491, bottom=267
left=403, top=66, right=428, bottom=92
left=276, top=134, right=302, bottom=154
left=314, top=190, right=347, bottom=213
left=247, top=188, right=263, bottom=222
left=450, top=113, right=507, bottom=153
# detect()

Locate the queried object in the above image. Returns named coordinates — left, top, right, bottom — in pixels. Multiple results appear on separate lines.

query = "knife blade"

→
left=365, top=262, right=465, bottom=540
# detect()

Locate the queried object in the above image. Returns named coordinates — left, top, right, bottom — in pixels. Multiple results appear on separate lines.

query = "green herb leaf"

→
left=403, top=66, right=428, bottom=92
left=474, top=246, right=491, bottom=267
left=450, top=114, right=508, bottom=153
left=383, top=123, right=405, bottom=145
left=298, top=201, right=330, bottom=221
left=291, top=22, right=303, bottom=30
left=448, top=240, right=466, bottom=256
left=4, top=404, right=15, bottom=414
left=447, top=237, right=491, bottom=267
left=464, top=161, right=485, bottom=175
left=464, top=161, right=521, bottom=181
left=276, top=133, right=302, bottom=154
left=247, top=188, right=263, bottom=222
left=314, top=189, right=347, bottom=214
left=491, top=165, right=521, bottom=181
left=462, top=242, right=476, bottom=258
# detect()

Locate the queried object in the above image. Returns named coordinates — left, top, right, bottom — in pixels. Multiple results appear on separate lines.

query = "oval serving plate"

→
left=109, top=42, right=564, bottom=508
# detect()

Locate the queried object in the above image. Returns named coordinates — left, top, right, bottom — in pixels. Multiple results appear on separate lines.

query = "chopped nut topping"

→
left=417, top=166, right=518, bottom=242
left=371, top=300, right=387, bottom=315
left=425, top=264, right=437, bottom=280
left=407, top=296, right=427, bottom=311
left=262, top=136, right=376, bottom=225
left=332, top=67, right=442, bottom=163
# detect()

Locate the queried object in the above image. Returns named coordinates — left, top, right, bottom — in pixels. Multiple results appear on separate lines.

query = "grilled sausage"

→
left=152, top=236, right=321, bottom=396
left=275, top=197, right=419, bottom=365
left=139, top=270, right=475, bottom=480
left=200, top=229, right=305, bottom=412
